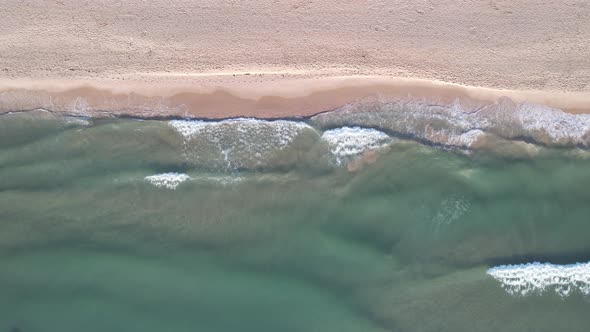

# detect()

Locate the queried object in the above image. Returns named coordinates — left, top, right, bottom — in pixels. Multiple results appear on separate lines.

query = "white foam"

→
left=169, top=118, right=313, bottom=148
left=145, top=172, right=190, bottom=189
left=311, top=98, right=590, bottom=148
left=512, top=104, right=590, bottom=144
left=64, top=116, right=92, bottom=127
left=447, top=129, right=486, bottom=148
left=487, top=262, right=590, bottom=297
left=168, top=119, right=209, bottom=138
left=321, top=127, right=391, bottom=159
left=169, top=118, right=315, bottom=169
left=422, top=128, right=487, bottom=149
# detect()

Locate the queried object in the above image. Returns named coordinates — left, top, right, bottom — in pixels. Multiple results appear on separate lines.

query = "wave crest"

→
left=487, top=262, right=590, bottom=297
left=321, top=127, right=391, bottom=165
left=169, top=118, right=316, bottom=170
left=145, top=173, right=190, bottom=189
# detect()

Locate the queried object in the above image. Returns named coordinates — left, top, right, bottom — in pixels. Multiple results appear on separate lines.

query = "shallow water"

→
left=1, top=108, right=590, bottom=332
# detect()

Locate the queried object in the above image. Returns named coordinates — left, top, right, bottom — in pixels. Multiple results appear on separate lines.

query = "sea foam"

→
left=311, top=98, right=590, bottom=148
left=321, top=127, right=391, bottom=164
left=165, top=99, right=590, bottom=170
left=145, top=173, right=190, bottom=189
left=169, top=118, right=315, bottom=169
left=487, top=262, right=590, bottom=297
left=169, top=118, right=313, bottom=148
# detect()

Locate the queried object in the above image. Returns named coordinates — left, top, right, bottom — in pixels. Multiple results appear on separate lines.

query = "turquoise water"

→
left=1, top=109, right=590, bottom=331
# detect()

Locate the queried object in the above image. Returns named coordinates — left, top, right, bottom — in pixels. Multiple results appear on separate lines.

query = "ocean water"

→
left=2, top=101, right=590, bottom=332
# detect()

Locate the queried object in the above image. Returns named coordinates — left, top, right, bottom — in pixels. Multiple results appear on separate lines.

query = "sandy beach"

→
left=1, top=0, right=589, bottom=117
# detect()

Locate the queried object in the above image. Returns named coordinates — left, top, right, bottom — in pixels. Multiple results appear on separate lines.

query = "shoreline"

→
left=1, top=75, right=590, bottom=119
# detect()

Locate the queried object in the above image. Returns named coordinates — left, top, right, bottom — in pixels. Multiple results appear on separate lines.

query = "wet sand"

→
left=1, top=76, right=590, bottom=119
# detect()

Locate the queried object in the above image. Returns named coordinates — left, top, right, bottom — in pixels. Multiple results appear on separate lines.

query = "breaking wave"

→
left=311, top=98, right=590, bottom=148
left=487, top=262, right=590, bottom=297
left=169, top=118, right=312, bottom=148
left=321, top=127, right=391, bottom=165
left=7, top=96, right=590, bottom=173
left=145, top=173, right=190, bottom=189
left=163, top=98, right=590, bottom=170
left=169, top=118, right=317, bottom=170
left=144, top=172, right=245, bottom=188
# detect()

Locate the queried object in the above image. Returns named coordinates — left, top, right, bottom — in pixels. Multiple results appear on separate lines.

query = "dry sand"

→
left=1, top=0, right=589, bottom=117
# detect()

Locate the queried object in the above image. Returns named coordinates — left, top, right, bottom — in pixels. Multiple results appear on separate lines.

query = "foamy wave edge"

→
left=165, top=98, right=590, bottom=168
left=321, top=127, right=391, bottom=165
left=311, top=98, right=590, bottom=148
left=145, top=173, right=190, bottom=189
left=168, top=118, right=397, bottom=167
left=487, top=262, right=590, bottom=297
left=168, top=118, right=312, bottom=147
left=145, top=172, right=245, bottom=189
